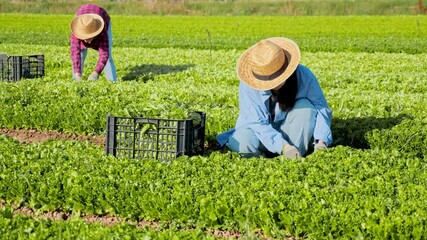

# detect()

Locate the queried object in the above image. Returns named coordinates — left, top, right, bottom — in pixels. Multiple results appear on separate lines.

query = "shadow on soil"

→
left=121, top=64, right=195, bottom=82
left=331, top=113, right=411, bottom=149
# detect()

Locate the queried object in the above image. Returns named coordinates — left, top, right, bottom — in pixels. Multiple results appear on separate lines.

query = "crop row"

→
left=0, top=15, right=426, bottom=53
left=0, top=44, right=426, bottom=149
left=1, top=135, right=427, bottom=239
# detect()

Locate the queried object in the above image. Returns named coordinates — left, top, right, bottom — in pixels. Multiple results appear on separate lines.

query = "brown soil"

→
left=0, top=128, right=222, bottom=153
left=0, top=128, right=105, bottom=147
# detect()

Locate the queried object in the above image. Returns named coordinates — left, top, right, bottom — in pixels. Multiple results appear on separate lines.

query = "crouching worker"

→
left=216, top=37, right=332, bottom=159
left=70, top=4, right=117, bottom=82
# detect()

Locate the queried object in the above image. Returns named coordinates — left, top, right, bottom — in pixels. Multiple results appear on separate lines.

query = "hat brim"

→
left=237, top=37, right=301, bottom=90
left=70, top=14, right=104, bottom=40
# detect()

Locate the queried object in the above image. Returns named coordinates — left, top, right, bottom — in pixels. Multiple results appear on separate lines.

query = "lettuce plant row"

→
left=0, top=207, right=217, bottom=240
left=1, top=136, right=427, bottom=239
left=0, top=44, right=426, bottom=147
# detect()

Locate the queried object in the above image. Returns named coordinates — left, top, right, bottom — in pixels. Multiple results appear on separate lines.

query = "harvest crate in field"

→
left=0, top=54, right=44, bottom=81
left=106, top=112, right=206, bottom=161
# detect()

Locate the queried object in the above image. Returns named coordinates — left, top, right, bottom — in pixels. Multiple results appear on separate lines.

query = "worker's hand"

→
left=73, top=72, right=82, bottom=81
left=314, top=140, right=327, bottom=152
left=283, top=144, right=301, bottom=159
left=88, top=71, right=99, bottom=81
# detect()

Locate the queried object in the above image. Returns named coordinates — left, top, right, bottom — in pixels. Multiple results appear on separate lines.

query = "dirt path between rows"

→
left=0, top=128, right=222, bottom=156
left=0, top=128, right=106, bottom=146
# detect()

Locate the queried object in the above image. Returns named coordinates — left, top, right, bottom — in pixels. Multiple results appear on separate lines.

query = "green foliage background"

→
left=0, top=0, right=424, bottom=15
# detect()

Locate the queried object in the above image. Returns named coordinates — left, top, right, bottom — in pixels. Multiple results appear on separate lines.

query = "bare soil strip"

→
left=0, top=128, right=220, bottom=151
left=0, top=128, right=105, bottom=146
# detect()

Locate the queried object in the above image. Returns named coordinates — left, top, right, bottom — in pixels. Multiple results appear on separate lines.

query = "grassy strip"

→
left=0, top=15, right=426, bottom=53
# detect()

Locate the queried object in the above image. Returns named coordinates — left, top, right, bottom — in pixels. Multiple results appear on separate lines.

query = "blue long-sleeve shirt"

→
left=216, top=64, right=332, bottom=154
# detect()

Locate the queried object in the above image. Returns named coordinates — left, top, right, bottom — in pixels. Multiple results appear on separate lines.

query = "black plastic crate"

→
left=106, top=111, right=206, bottom=161
left=0, top=54, right=44, bottom=82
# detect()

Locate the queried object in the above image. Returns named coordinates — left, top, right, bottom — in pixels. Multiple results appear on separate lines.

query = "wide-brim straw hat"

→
left=71, top=13, right=104, bottom=40
left=237, top=37, right=301, bottom=90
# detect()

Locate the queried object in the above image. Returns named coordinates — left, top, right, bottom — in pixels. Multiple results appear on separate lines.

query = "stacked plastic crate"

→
left=0, top=54, right=44, bottom=81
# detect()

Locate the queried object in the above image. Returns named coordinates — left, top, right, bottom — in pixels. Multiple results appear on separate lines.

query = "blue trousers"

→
left=72, top=21, right=117, bottom=82
left=226, top=99, right=316, bottom=158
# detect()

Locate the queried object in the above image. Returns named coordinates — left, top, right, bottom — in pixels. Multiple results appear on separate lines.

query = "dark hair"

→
left=278, top=71, right=298, bottom=111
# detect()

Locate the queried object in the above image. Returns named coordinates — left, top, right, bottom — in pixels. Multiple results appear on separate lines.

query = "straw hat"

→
left=237, top=37, right=300, bottom=90
left=71, top=14, right=104, bottom=40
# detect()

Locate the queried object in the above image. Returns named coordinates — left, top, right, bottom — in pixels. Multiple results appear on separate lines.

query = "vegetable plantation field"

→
left=1, top=14, right=427, bottom=239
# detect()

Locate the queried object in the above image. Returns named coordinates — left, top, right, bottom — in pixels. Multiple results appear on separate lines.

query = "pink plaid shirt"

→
left=70, top=4, right=110, bottom=74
